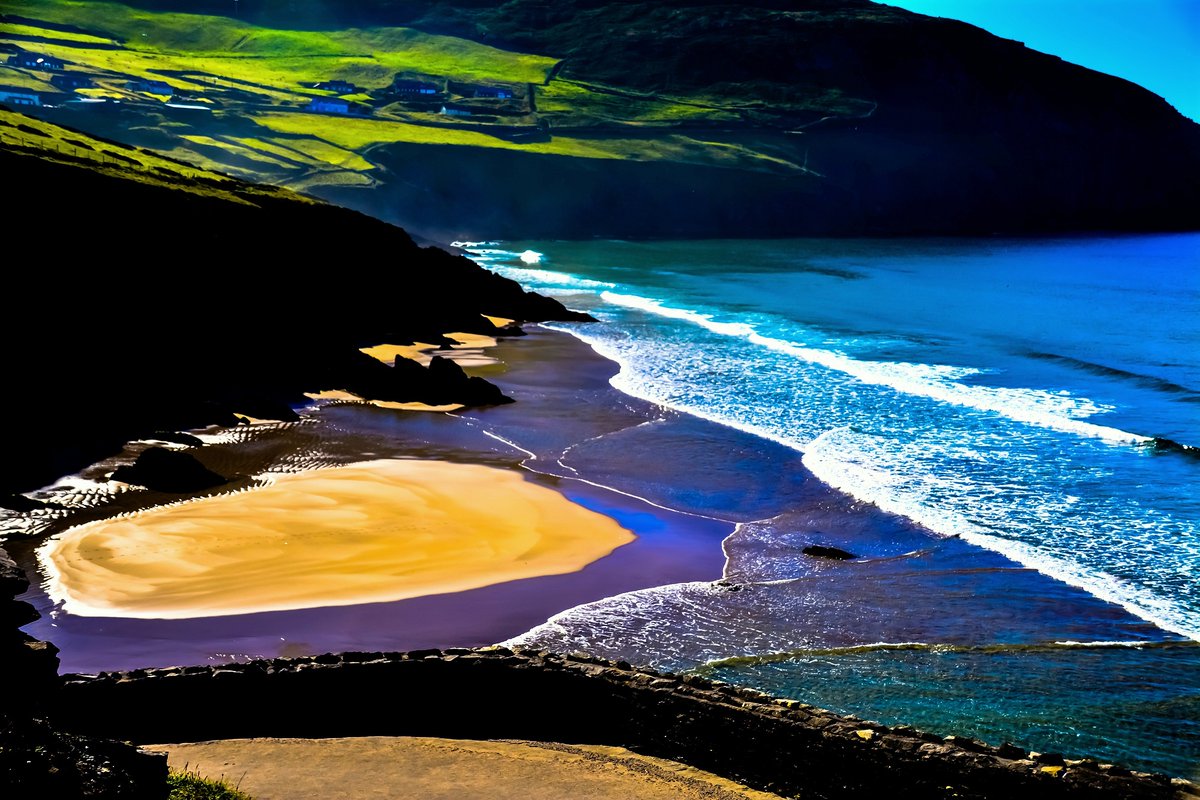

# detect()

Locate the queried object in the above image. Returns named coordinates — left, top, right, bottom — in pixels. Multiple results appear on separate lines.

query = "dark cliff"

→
left=0, top=111, right=588, bottom=498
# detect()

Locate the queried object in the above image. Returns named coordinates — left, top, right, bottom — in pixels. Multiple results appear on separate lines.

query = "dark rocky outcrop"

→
left=0, top=549, right=60, bottom=709
left=53, top=648, right=1197, bottom=800
left=1150, top=437, right=1200, bottom=460
left=110, top=447, right=230, bottom=493
left=803, top=545, right=857, bottom=560
left=0, top=714, right=168, bottom=800
left=0, top=548, right=166, bottom=799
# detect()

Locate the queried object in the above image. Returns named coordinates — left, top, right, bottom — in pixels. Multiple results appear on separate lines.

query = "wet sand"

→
left=147, top=737, right=786, bottom=800
left=39, top=459, right=634, bottom=620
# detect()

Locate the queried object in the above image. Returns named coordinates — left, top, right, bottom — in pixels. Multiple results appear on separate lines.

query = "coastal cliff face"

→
left=0, top=109, right=588, bottom=498
left=109, top=0, right=1200, bottom=237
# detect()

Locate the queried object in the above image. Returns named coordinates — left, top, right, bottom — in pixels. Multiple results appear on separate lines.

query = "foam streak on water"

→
left=599, top=291, right=1148, bottom=445
left=477, top=238, right=1200, bottom=646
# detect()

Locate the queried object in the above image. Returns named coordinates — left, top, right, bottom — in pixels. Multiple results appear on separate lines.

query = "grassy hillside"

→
left=0, top=0, right=798, bottom=198
left=3, top=0, right=1197, bottom=237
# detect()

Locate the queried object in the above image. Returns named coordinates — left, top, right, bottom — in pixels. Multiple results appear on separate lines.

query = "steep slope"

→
left=3, top=0, right=1197, bottom=237
left=393, top=0, right=1200, bottom=234
left=0, top=108, right=588, bottom=498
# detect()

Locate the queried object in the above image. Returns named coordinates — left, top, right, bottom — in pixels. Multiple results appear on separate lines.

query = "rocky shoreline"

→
left=52, top=646, right=1199, bottom=799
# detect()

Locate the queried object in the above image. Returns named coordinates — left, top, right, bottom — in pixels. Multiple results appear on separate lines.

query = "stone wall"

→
left=55, top=647, right=1198, bottom=800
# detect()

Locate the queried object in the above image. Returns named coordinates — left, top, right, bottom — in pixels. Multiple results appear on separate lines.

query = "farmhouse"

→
left=0, top=90, right=41, bottom=107
left=440, top=103, right=472, bottom=117
left=127, top=79, right=175, bottom=96
left=314, top=79, right=356, bottom=94
left=7, top=52, right=65, bottom=71
left=472, top=85, right=514, bottom=99
left=50, top=73, right=95, bottom=91
left=392, top=78, right=441, bottom=97
left=306, top=97, right=370, bottom=116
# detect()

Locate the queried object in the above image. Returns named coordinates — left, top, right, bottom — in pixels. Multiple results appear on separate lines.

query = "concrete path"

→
left=147, top=736, right=788, bottom=800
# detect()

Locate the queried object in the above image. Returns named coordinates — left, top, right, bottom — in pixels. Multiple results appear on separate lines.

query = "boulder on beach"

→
left=802, top=545, right=858, bottom=561
left=110, top=447, right=229, bottom=493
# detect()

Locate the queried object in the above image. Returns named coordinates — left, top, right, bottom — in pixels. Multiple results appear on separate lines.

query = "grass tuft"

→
left=168, top=768, right=253, bottom=800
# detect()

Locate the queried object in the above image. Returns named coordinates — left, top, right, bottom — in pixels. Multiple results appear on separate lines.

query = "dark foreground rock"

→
left=0, top=714, right=167, bottom=800
left=0, top=548, right=166, bottom=800
left=54, top=648, right=1197, bottom=800
left=0, top=549, right=60, bottom=707
left=110, top=447, right=230, bottom=493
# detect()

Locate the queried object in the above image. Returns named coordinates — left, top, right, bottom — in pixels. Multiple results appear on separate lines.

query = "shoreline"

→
left=12, top=324, right=1183, bottom=660
left=8, top=324, right=1195, bottom=776
left=12, top=327, right=733, bottom=673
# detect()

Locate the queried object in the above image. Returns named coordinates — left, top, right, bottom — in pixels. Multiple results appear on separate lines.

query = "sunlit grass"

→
left=0, top=20, right=115, bottom=44
left=538, top=80, right=740, bottom=124
left=251, top=110, right=802, bottom=171
left=167, top=769, right=252, bottom=800
left=0, top=67, right=54, bottom=91
left=6, top=0, right=557, bottom=84
left=0, top=0, right=810, bottom=189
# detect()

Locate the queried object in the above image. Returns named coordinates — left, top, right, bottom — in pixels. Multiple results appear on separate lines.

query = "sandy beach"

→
left=146, top=737, right=786, bottom=800
left=38, top=459, right=634, bottom=619
left=13, top=328, right=730, bottom=672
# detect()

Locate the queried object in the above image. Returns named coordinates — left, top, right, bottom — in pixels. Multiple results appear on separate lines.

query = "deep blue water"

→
left=465, top=233, right=1200, bottom=778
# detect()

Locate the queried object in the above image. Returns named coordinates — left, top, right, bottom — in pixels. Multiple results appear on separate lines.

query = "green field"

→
left=0, top=0, right=804, bottom=194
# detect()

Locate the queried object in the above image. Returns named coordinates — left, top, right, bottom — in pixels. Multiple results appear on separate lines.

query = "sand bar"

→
left=39, top=460, right=634, bottom=619
left=147, top=737, right=786, bottom=800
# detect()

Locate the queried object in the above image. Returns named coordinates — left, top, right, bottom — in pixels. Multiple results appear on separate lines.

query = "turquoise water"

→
left=465, top=234, right=1200, bottom=777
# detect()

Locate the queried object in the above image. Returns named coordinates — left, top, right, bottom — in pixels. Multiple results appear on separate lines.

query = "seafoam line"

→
left=599, top=291, right=1151, bottom=446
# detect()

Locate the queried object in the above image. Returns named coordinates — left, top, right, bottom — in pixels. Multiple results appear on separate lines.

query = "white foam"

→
left=801, top=427, right=1200, bottom=642
left=490, top=265, right=615, bottom=291
left=1051, top=640, right=1165, bottom=648
left=599, top=291, right=1150, bottom=446
left=543, top=322, right=808, bottom=455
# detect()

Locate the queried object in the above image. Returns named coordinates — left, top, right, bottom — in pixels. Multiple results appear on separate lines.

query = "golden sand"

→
left=303, top=390, right=463, bottom=413
left=361, top=332, right=501, bottom=369
left=483, top=315, right=515, bottom=328
left=146, top=737, right=787, bottom=800
left=39, top=460, right=634, bottom=619
left=360, top=342, right=440, bottom=366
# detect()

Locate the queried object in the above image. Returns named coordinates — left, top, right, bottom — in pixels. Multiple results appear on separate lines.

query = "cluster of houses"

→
left=2, top=51, right=92, bottom=108
left=301, top=73, right=522, bottom=118
left=7, top=51, right=64, bottom=71
left=305, top=96, right=371, bottom=116
left=127, top=78, right=174, bottom=96
left=3, top=46, right=525, bottom=126
left=1, top=49, right=209, bottom=117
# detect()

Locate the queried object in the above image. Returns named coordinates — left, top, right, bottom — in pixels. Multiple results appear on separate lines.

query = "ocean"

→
left=466, top=234, right=1200, bottom=778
